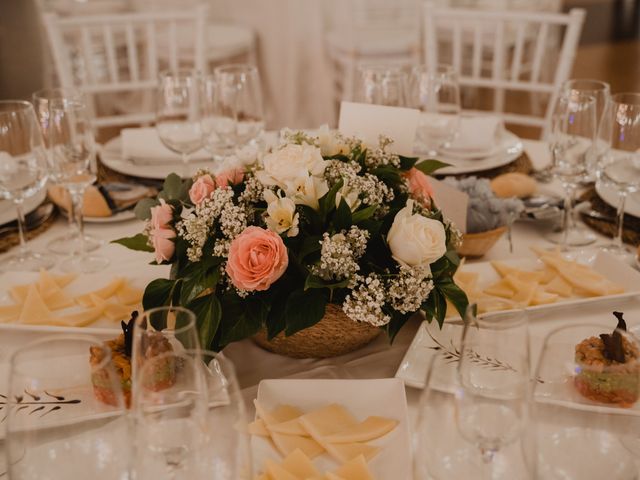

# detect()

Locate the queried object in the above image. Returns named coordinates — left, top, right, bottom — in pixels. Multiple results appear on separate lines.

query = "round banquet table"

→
left=1, top=138, right=639, bottom=475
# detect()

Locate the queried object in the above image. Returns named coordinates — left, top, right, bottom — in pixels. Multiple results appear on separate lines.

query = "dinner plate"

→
left=60, top=208, right=137, bottom=224
left=252, top=378, right=412, bottom=479
left=595, top=182, right=640, bottom=218
left=0, top=190, right=48, bottom=227
left=429, top=130, right=524, bottom=175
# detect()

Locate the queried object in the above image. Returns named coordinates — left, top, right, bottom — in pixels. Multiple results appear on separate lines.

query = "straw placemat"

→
left=579, top=187, right=640, bottom=246
left=439, top=152, right=534, bottom=179
left=0, top=203, right=58, bottom=254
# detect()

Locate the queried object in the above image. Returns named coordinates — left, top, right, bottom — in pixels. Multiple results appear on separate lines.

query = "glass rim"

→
left=0, top=100, right=34, bottom=115
left=564, top=79, right=611, bottom=94
left=213, top=63, right=258, bottom=76
left=561, top=90, right=596, bottom=106
left=10, top=334, right=115, bottom=375
left=32, top=87, right=84, bottom=103
left=540, top=322, right=638, bottom=343
left=357, top=64, right=406, bottom=77
left=139, top=305, right=197, bottom=335
left=412, top=63, right=457, bottom=76
left=158, top=68, right=203, bottom=81
left=611, top=92, right=640, bottom=106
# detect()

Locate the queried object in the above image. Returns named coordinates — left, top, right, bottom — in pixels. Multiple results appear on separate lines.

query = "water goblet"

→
left=354, top=64, right=408, bottom=107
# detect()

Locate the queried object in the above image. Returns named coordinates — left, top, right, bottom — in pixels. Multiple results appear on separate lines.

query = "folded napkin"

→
left=446, top=116, right=503, bottom=157
left=121, top=128, right=210, bottom=164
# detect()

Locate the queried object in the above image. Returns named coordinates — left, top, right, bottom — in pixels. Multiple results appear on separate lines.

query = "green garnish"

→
left=600, top=311, right=628, bottom=363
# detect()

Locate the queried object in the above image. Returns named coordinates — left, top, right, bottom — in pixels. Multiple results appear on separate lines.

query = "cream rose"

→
left=264, top=190, right=299, bottom=237
left=283, top=174, right=329, bottom=210
left=317, top=125, right=349, bottom=157
left=335, top=181, right=361, bottom=212
left=255, top=143, right=327, bottom=190
left=387, top=200, right=446, bottom=269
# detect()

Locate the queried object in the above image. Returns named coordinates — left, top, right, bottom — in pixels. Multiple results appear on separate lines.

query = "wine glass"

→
left=203, top=64, right=265, bottom=159
left=548, top=91, right=597, bottom=250
left=48, top=96, right=109, bottom=273
left=409, top=64, right=461, bottom=156
left=0, top=101, right=54, bottom=271
left=156, top=70, right=206, bottom=178
left=534, top=323, right=640, bottom=479
left=595, top=92, right=640, bottom=262
left=454, top=308, right=534, bottom=479
left=5, top=335, right=131, bottom=480
left=32, top=88, right=102, bottom=256
left=354, top=64, right=408, bottom=107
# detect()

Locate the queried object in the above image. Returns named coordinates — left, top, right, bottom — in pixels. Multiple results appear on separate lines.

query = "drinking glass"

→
left=202, top=64, right=265, bottom=159
left=354, top=64, right=408, bottom=107
left=409, top=64, right=461, bottom=156
left=32, top=88, right=102, bottom=255
left=5, top=335, right=131, bottom=480
left=0, top=101, right=54, bottom=271
left=548, top=91, right=597, bottom=250
left=534, top=323, right=640, bottom=479
left=48, top=96, right=108, bottom=272
left=156, top=70, right=206, bottom=177
left=455, top=309, right=533, bottom=479
left=595, top=92, right=640, bottom=262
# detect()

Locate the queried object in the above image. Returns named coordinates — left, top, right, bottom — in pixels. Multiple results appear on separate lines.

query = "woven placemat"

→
left=579, top=187, right=640, bottom=246
left=0, top=203, right=59, bottom=254
left=439, top=152, right=534, bottom=179
left=97, top=157, right=163, bottom=187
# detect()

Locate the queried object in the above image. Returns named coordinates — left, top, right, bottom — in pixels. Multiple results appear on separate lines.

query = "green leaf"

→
left=133, top=198, right=159, bottom=221
left=304, top=274, right=350, bottom=291
left=142, top=278, right=177, bottom=310
left=284, top=289, right=327, bottom=336
left=298, top=235, right=322, bottom=261
left=187, top=293, right=221, bottom=350
left=399, top=155, right=418, bottom=170
left=438, top=279, right=469, bottom=320
left=266, top=284, right=290, bottom=339
left=385, top=311, right=410, bottom=342
left=370, top=166, right=402, bottom=185
left=159, top=173, right=184, bottom=201
left=422, top=288, right=447, bottom=328
left=351, top=204, right=378, bottom=224
left=318, top=179, right=343, bottom=220
left=180, top=267, right=221, bottom=306
left=414, top=159, right=450, bottom=176
left=111, top=233, right=154, bottom=252
left=333, top=198, right=352, bottom=231
left=218, top=295, right=264, bottom=346
left=297, top=205, right=323, bottom=233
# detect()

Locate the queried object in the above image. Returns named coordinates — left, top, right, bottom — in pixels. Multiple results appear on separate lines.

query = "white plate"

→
left=0, top=190, right=47, bottom=227
left=252, top=378, right=412, bottom=479
left=596, top=182, right=640, bottom=218
left=0, top=268, right=163, bottom=335
left=60, top=208, right=137, bottom=224
left=427, top=130, right=524, bottom=175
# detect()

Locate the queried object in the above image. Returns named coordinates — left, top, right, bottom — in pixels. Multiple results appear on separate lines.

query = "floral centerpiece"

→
left=115, top=129, right=468, bottom=356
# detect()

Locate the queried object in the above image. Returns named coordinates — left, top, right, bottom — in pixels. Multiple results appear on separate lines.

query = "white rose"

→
left=255, top=144, right=326, bottom=190
left=317, top=124, right=349, bottom=157
left=283, top=174, right=329, bottom=211
left=387, top=200, right=446, bottom=269
left=335, top=181, right=361, bottom=211
left=264, top=190, right=299, bottom=237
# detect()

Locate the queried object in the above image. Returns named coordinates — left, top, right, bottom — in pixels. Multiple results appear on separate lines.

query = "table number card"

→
left=429, top=178, right=469, bottom=234
left=338, top=101, right=420, bottom=156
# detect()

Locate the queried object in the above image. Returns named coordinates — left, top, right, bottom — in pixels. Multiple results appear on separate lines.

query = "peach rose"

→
left=404, top=168, right=435, bottom=207
left=189, top=174, right=216, bottom=205
left=226, top=226, right=288, bottom=291
left=216, top=168, right=244, bottom=188
left=151, top=227, right=176, bottom=263
left=150, top=199, right=173, bottom=229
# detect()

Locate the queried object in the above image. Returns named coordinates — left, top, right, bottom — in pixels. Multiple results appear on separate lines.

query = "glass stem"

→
left=614, top=191, right=627, bottom=251
left=181, top=152, right=189, bottom=179
left=561, top=185, right=576, bottom=251
left=14, top=199, right=28, bottom=255
left=480, top=447, right=496, bottom=479
left=68, top=187, right=86, bottom=257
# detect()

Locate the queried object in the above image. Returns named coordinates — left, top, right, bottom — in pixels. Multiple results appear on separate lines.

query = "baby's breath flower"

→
left=387, top=266, right=434, bottom=314
left=311, top=226, right=370, bottom=281
left=342, top=273, right=391, bottom=327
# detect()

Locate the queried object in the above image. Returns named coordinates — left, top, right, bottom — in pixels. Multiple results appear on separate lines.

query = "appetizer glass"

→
left=534, top=322, right=640, bottom=479
left=32, top=88, right=102, bottom=255
left=355, top=64, right=408, bottom=107
left=5, top=335, right=131, bottom=480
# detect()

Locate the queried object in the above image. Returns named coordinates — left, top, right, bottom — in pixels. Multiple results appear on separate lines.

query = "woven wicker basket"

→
left=457, top=226, right=507, bottom=258
left=252, top=303, right=381, bottom=358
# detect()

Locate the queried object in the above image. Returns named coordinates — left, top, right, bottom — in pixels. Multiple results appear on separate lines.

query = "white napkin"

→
left=121, top=128, right=210, bottom=164
left=446, top=116, right=503, bottom=157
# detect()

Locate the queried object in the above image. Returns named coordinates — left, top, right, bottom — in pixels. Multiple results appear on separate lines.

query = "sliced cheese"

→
left=475, top=295, right=518, bottom=314
left=530, top=289, right=559, bottom=306
left=325, top=475, right=346, bottom=480
left=116, top=282, right=143, bottom=305
left=51, top=272, right=78, bottom=288
left=268, top=417, right=308, bottom=436
left=9, top=284, right=29, bottom=303
left=503, top=275, right=538, bottom=306
left=255, top=401, right=304, bottom=426
left=483, top=278, right=515, bottom=299
left=49, top=306, right=104, bottom=327
left=323, top=416, right=398, bottom=443
left=280, top=449, right=321, bottom=478
left=248, top=419, right=270, bottom=437
left=75, top=278, right=125, bottom=307
left=544, top=276, right=573, bottom=297
left=265, top=459, right=299, bottom=480
left=333, top=455, right=375, bottom=480
left=298, top=404, right=358, bottom=437
left=0, top=304, right=21, bottom=323
left=270, top=431, right=324, bottom=459
left=18, top=284, right=50, bottom=324
left=103, top=302, right=134, bottom=322
left=324, top=442, right=380, bottom=464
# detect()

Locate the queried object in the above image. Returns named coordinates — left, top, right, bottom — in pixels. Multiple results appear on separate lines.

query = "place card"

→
left=429, top=178, right=468, bottom=233
left=338, top=102, right=420, bottom=156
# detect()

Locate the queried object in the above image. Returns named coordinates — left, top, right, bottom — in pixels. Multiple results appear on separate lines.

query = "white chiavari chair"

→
left=423, top=2, right=586, bottom=138
left=325, top=0, right=422, bottom=104
left=42, top=6, right=207, bottom=130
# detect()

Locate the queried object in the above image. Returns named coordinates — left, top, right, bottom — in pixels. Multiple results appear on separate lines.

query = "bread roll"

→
left=48, top=185, right=112, bottom=217
left=490, top=172, right=537, bottom=199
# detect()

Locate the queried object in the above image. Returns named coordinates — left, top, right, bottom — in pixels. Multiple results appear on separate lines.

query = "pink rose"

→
left=151, top=227, right=176, bottom=263
left=189, top=174, right=216, bottom=205
left=404, top=168, right=435, bottom=207
left=150, top=199, right=173, bottom=230
left=216, top=168, right=244, bottom=188
left=226, top=226, right=288, bottom=291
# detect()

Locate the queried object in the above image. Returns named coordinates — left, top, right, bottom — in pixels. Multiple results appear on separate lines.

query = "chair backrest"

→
left=42, top=6, right=207, bottom=128
left=423, top=3, right=585, bottom=138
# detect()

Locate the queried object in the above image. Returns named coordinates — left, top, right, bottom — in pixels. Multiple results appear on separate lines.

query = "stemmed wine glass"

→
left=354, top=64, right=408, bottom=107
left=0, top=101, right=54, bottom=271
left=202, top=64, right=265, bottom=159
left=32, top=88, right=102, bottom=255
left=595, top=92, right=640, bottom=262
left=409, top=64, right=461, bottom=156
left=548, top=91, right=597, bottom=250
left=156, top=70, right=206, bottom=178
left=454, top=308, right=533, bottom=479
left=48, top=96, right=109, bottom=272
left=5, top=335, right=131, bottom=480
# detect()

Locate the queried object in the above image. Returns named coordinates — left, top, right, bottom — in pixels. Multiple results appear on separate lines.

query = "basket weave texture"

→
left=252, top=303, right=381, bottom=358
left=456, top=226, right=507, bottom=258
